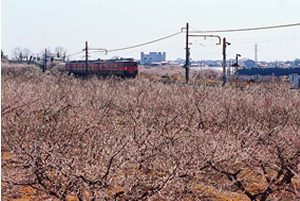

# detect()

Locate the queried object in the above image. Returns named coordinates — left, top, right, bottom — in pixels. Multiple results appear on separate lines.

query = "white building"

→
left=140, top=52, right=166, bottom=65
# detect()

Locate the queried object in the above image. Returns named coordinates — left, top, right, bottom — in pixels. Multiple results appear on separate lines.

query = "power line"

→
left=108, top=31, right=182, bottom=52
left=67, top=22, right=300, bottom=57
left=230, top=34, right=300, bottom=42
left=105, top=23, right=300, bottom=53
left=68, top=50, right=84, bottom=57
left=189, top=22, right=300, bottom=33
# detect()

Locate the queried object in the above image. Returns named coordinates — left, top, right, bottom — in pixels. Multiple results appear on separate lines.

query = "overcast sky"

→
left=1, top=0, right=300, bottom=61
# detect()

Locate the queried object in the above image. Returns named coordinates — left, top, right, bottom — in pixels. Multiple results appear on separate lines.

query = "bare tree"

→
left=11, top=47, right=32, bottom=62
left=54, top=46, right=67, bottom=60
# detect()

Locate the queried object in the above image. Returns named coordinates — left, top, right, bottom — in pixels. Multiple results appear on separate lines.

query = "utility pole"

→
left=235, top=54, right=241, bottom=67
left=181, top=24, right=221, bottom=84
left=222, top=37, right=230, bottom=87
left=20, top=52, right=23, bottom=63
left=231, top=53, right=241, bottom=76
left=84, top=41, right=89, bottom=73
left=43, top=48, right=47, bottom=73
left=185, top=23, right=190, bottom=83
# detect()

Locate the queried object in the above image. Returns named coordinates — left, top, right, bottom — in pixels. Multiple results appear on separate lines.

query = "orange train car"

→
left=65, top=58, right=138, bottom=78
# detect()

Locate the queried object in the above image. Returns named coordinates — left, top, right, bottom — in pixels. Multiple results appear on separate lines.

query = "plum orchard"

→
left=2, top=64, right=300, bottom=201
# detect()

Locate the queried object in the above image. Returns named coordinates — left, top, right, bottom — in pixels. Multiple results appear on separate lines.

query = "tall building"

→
left=140, top=52, right=166, bottom=65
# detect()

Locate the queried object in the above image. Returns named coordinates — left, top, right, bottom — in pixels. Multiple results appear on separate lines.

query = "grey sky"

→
left=1, top=0, right=300, bottom=61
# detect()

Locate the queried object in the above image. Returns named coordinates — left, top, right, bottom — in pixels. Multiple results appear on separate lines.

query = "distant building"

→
left=140, top=52, right=166, bottom=65
left=243, top=59, right=256, bottom=68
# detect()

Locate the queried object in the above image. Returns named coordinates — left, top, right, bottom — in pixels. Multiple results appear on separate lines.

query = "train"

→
left=65, top=58, right=138, bottom=78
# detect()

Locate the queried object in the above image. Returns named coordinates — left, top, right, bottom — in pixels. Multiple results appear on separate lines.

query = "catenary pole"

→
left=185, top=23, right=190, bottom=83
left=85, top=41, right=89, bottom=73
left=222, top=37, right=228, bottom=87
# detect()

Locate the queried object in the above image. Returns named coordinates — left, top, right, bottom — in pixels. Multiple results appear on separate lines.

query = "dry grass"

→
left=1, top=63, right=300, bottom=201
left=138, top=66, right=222, bottom=85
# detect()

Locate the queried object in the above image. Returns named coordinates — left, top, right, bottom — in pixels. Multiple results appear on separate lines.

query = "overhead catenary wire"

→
left=189, top=22, right=300, bottom=33
left=103, top=22, right=300, bottom=54
left=107, top=31, right=182, bottom=52
left=231, top=35, right=300, bottom=45
left=64, top=32, right=182, bottom=57
left=66, top=22, right=300, bottom=56
left=68, top=50, right=84, bottom=57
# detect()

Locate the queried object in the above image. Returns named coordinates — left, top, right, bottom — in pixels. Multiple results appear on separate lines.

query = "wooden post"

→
left=185, top=23, right=190, bottom=83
